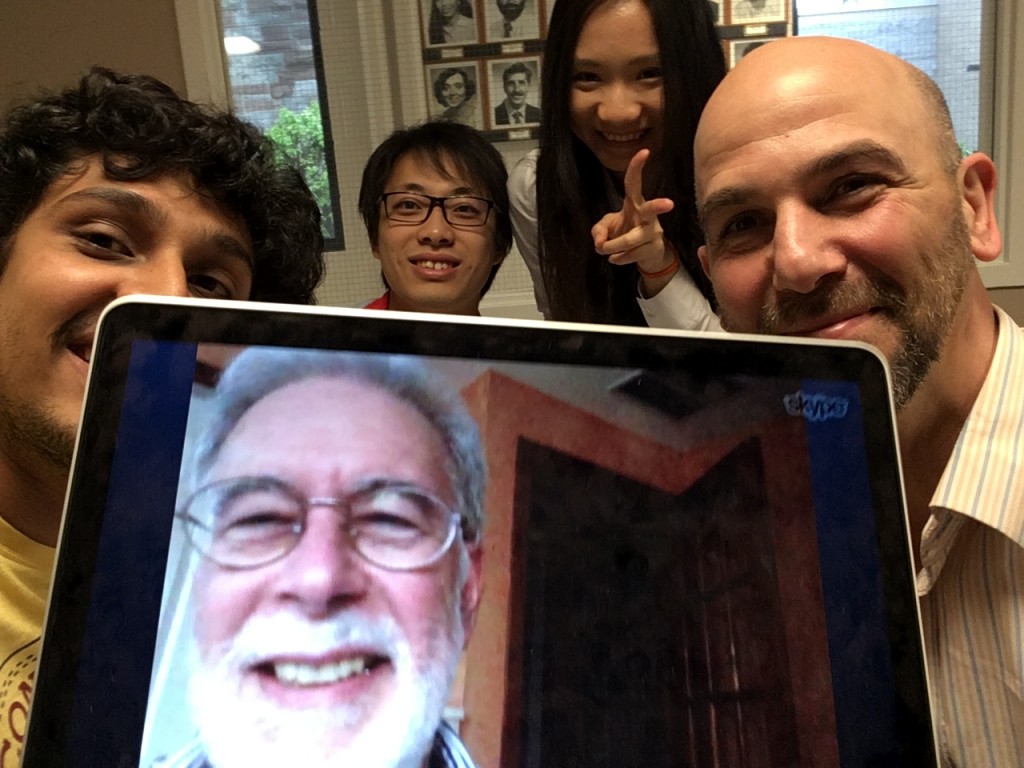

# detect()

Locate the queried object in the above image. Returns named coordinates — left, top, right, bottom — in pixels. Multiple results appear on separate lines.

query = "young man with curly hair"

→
left=0, top=67, right=325, bottom=765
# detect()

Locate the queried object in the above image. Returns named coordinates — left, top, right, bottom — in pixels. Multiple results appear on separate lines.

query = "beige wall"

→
left=2, top=0, right=1024, bottom=320
left=0, top=0, right=185, bottom=113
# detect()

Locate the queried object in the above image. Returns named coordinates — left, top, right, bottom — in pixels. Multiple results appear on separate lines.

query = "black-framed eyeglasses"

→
left=177, top=475, right=463, bottom=571
left=379, top=192, right=495, bottom=227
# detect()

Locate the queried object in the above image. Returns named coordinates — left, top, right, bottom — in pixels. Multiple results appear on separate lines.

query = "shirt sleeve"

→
left=508, top=149, right=551, bottom=319
left=638, top=269, right=723, bottom=331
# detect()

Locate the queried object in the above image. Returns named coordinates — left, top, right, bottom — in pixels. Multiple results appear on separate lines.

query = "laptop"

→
left=23, top=295, right=936, bottom=767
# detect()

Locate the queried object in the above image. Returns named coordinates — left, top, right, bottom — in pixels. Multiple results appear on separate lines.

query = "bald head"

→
left=695, top=37, right=960, bottom=203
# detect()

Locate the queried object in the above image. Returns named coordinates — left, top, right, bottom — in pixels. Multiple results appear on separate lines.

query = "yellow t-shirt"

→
left=0, top=514, right=54, bottom=768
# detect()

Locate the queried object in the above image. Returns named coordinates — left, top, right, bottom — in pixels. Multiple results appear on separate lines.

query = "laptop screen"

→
left=24, top=297, right=935, bottom=767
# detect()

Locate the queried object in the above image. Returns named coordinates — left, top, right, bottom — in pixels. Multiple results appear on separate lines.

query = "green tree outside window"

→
left=267, top=101, right=335, bottom=238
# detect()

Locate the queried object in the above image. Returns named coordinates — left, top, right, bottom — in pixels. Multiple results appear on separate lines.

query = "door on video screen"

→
left=515, top=439, right=802, bottom=768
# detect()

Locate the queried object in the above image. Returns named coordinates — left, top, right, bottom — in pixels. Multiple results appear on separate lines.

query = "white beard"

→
left=187, top=609, right=464, bottom=768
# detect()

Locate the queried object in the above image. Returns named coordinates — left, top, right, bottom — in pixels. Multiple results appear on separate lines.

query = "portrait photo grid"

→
left=417, top=0, right=792, bottom=141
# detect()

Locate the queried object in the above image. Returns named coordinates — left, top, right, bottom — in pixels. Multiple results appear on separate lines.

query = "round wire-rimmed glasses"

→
left=177, top=475, right=462, bottom=571
left=379, top=191, right=495, bottom=227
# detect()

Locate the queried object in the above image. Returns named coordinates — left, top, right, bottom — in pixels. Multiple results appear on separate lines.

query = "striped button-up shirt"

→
left=918, top=305, right=1024, bottom=767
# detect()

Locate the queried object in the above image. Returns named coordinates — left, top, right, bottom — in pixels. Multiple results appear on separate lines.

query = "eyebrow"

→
left=574, top=54, right=660, bottom=69
left=697, top=140, right=908, bottom=228
left=52, top=186, right=168, bottom=225
left=51, top=186, right=253, bottom=267
left=395, top=182, right=479, bottom=196
left=806, top=140, right=908, bottom=178
left=204, top=231, right=254, bottom=269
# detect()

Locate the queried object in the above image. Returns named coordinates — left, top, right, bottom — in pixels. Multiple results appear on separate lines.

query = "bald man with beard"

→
left=694, top=37, right=1023, bottom=766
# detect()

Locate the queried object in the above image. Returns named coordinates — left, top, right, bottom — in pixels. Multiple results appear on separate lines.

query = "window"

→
left=795, top=0, right=984, bottom=153
left=219, top=0, right=342, bottom=248
left=791, top=0, right=1024, bottom=287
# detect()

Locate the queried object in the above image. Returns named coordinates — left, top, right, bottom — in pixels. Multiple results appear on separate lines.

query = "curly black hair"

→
left=0, top=67, right=325, bottom=304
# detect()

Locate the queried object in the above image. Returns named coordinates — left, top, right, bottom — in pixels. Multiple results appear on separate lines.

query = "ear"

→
left=459, top=543, right=483, bottom=647
left=959, top=152, right=1002, bottom=263
left=698, top=244, right=712, bottom=277
left=371, top=245, right=383, bottom=264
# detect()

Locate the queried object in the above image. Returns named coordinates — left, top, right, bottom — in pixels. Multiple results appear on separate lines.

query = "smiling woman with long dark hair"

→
left=508, top=0, right=725, bottom=326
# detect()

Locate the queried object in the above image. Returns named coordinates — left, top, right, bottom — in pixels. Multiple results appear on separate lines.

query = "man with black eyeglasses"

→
left=357, top=121, right=512, bottom=316
left=154, top=348, right=484, bottom=768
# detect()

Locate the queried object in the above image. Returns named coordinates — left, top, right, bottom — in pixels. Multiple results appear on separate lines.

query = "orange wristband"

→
left=638, top=254, right=681, bottom=279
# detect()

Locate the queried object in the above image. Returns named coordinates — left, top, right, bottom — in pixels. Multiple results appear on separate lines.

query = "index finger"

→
left=623, top=149, right=651, bottom=208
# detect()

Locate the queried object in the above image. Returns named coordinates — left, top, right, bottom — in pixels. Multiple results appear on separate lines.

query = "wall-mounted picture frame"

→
left=727, top=0, right=787, bottom=26
left=729, top=36, right=781, bottom=67
left=426, top=61, right=485, bottom=129
left=487, top=56, right=542, bottom=129
left=421, top=0, right=480, bottom=48
left=484, top=0, right=541, bottom=43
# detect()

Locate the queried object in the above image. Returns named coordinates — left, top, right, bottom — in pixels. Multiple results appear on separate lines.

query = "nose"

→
left=117, top=252, right=191, bottom=299
left=273, top=507, right=370, bottom=617
left=597, top=82, right=642, bottom=125
left=417, top=202, right=455, bottom=245
left=771, top=204, right=847, bottom=294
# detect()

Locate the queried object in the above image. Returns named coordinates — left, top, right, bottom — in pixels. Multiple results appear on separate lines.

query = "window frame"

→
left=174, top=0, right=346, bottom=250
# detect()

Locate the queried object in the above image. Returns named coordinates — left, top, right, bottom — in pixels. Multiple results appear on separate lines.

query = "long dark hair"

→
left=537, top=0, right=725, bottom=324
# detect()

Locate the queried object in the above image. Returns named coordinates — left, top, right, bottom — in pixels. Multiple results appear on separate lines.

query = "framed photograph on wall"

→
left=426, top=61, right=485, bottom=129
left=728, top=0, right=787, bottom=25
left=487, top=56, right=542, bottom=129
left=420, top=0, right=480, bottom=48
left=729, top=37, right=781, bottom=67
left=484, top=0, right=541, bottom=42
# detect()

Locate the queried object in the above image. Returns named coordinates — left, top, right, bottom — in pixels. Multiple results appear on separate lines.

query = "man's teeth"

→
left=274, top=657, right=371, bottom=686
left=416, top=260, right=452, bottom=271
